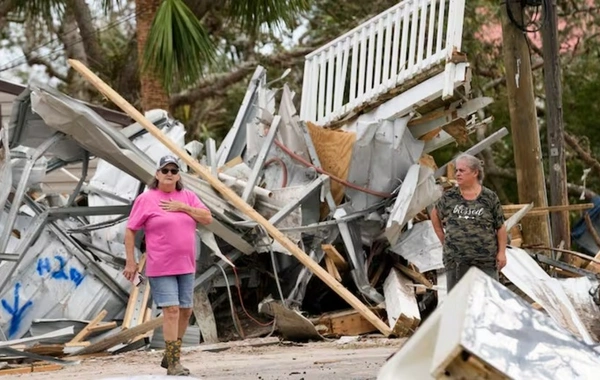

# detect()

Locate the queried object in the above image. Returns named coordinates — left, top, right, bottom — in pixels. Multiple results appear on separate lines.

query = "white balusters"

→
left=300, top=0, right=465, bottom=125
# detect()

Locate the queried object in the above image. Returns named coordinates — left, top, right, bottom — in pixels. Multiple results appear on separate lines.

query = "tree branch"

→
left=169, top=61, right=257, bottom=109
left=0, top=0, right=16, bottom=30
left=169, top=46, right=315, bottom=108
left=25, top=55, right=68, bottom=82
left=486, top=165, right=597, bottom=200
left=564, top=132, right=600, bottom=176
left=69, top=0, right=107, bottom=70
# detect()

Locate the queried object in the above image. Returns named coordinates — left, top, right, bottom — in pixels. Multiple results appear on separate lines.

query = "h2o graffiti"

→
left=36, top=256, right=84, bottom=287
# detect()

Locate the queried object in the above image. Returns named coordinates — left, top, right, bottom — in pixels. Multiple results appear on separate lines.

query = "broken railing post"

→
left=68, top=59, right=393, bottom=337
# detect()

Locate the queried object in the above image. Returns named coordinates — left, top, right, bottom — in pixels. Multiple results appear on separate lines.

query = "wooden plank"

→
left=68, top=59, right=393, bottom=337
left=324, top=256, right=342, bottom=282
left=64, top=341, right=90, bottom=347
left=122, top=254, right=146, bottom=329
left=419, top=127, right=442, bottom=141
left=69, top=309, right=107, bottom=343
left=394, top=263, right=433, bottom=288
left=68, top=316, right=164, bottom=356
left=87, top=322, right=117, bottom=333
left=0, top=364, right=63, bottom=376
left=437, top=352, right=510, bottom=380
left=383, top=268, right=420, bottom=337
left=321, top=244, right=348, bottom=269
left=502, top=203, right=592, bottom=213
left=418, top=153, right=438, bottom=170
left=446, top=162, right=455, bottom=181
left=192, top=287, right=219, bottom=344
left=585, top=250, right=600, bottom=274
left=315, top=309, right=378, bottom=337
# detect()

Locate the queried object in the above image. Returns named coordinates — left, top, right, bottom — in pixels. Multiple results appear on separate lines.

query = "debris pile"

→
left=1, top=59, right=600, bottom=375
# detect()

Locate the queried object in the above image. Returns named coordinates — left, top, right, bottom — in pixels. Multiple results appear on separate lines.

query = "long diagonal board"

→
left=68, top=59, right=393, bottom=337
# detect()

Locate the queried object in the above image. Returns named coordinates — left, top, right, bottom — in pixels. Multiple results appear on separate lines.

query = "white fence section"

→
left=300, top=0, right=465, bottom=126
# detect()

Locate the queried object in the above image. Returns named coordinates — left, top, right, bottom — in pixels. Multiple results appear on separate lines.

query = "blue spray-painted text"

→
left=36, top=256, right=84, bottom=287
left=1, top=283, right=33, bottom=338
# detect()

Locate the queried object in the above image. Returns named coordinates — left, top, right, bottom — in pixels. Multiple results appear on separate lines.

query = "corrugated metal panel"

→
left=0, top=213, right=126, bottom=340
left=41, top=159, right=99, bottom=194
left=0, top=92, right=15, bottom=128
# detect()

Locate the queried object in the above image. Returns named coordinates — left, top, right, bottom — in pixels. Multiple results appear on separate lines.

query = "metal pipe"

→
left=218, top=172, right=273, bottom=198
left=242, top=116, right=282, bottom=203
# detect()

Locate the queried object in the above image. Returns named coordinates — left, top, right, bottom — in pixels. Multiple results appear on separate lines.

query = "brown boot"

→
left=160, top=338, right=190, bottom=374
left=161, top=339, right=190, bottom=374
left=164, top=340, right=188, bottom=376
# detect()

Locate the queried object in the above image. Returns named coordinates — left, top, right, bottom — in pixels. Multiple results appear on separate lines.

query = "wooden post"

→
left=67, top=59, right=393, bottom=337
left=541, top=0, right=570, bottom=249
left=500, top=1, right=551, bottom=248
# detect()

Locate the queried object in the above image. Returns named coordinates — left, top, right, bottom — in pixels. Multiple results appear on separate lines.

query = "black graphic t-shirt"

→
left=435, top=186, right=505, bottom=267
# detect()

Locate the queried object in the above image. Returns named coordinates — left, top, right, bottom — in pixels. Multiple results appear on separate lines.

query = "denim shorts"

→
left=148, top=273, right=194, bottom=308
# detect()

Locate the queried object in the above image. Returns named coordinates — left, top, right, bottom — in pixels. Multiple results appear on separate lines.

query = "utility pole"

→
left=541, top=0, right=570, bottom=249
left=500, top=0, right=551, bottom=248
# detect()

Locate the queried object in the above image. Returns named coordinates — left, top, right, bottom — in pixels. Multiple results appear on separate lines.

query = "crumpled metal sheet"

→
left=385, top=164, right=442, bottom=245
left=8, top=88, right=84, bottom=161
left=29, top=83, right=156, bottom=182
left=389, top=220, right=443, bottom=273
left=10, top=146, right=47, bottom=188
left=559, top=276, right=600, bottom=342
left=459, top=270, right=600, bottom=379
left=344, top=116, right=424, bottom=211
left=378, top=267, right=600, bottom=380
left=0, top=124, right=11, bottom=209
left=0, top=214, right=125, bottom=340
left=502, top=247, right=596, bottom=344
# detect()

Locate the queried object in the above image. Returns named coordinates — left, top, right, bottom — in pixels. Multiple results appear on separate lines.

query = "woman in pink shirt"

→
left=123, top=155, right=212, bottom=376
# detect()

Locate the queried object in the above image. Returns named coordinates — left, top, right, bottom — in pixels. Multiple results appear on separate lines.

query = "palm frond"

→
left=142, top=0, right=216, bottom=92
left=99, top=0, right=125, bottom=15
left=12, top=0, right=65, bottom=18
left=226, top=0, right=310, bottom=32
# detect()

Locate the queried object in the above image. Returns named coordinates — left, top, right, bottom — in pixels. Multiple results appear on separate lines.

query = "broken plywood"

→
left=383, top=268, right=420, bottom=337
left=306, top=121, right=356, bottom=211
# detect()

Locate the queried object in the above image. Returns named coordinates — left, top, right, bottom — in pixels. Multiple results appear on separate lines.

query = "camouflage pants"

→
left=445, top=261, right=498, bottom=293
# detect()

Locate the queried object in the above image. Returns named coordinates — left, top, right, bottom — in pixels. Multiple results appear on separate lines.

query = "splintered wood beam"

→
left=68, top=59, right=393, bottom=337
left=394, top=264, right=433, bottom=288
left=68, top=317, right=164, bottom=356
left=502, top=203, right=593, bottom=213
left=0, top=364, right=63, bottom=376
left=321, top=244, right=347, bottom=269
left=69, top=309, right=107, bottom=344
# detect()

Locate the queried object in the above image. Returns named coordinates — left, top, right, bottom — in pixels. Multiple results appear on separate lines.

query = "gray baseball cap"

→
left=157, top=155, right=180, bottom=170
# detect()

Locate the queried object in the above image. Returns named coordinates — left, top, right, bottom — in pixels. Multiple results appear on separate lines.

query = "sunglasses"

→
left=160, top=168, right=179, bottom=175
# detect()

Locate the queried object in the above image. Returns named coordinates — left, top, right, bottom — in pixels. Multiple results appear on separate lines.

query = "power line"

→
left=0, top=10, right=138, bottom=73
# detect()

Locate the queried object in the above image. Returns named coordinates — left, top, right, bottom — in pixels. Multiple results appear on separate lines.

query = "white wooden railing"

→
left=300, top=0, right=465, bottom=126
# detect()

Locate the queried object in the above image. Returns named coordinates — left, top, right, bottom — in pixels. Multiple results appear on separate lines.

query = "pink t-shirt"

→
left=127, top=188, right=208, bottom=277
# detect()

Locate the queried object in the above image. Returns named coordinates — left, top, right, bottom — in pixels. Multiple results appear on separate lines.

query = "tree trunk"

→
left=136, top=0, right=170, bottom=111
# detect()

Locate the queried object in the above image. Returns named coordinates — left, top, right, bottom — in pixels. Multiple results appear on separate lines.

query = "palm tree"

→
left=4, top=0, right=310, bottom=110
left=139, top=0, right=310, bottom=110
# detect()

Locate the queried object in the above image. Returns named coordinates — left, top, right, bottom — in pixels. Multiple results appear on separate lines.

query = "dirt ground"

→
left=10, top=338, right=404, bottom=380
